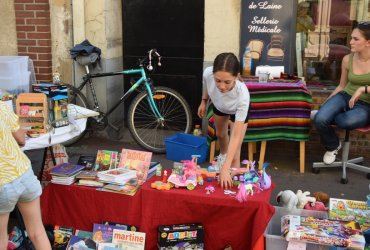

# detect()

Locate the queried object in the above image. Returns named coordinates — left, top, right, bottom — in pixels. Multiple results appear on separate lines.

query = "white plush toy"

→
left=276, top=190, right=298, bottom=212
left=296, top=190, right=316, bottom=209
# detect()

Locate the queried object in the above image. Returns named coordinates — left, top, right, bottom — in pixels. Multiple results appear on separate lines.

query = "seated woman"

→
left=314, top=22, right=370, bottom=164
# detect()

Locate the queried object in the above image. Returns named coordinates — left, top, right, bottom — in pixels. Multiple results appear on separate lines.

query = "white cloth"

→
left=203, top=66, right=250, bottom=122
left=22, top=118, right=87, bottom=151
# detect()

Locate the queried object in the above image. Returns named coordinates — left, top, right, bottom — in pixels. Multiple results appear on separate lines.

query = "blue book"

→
left=50, top=163, right=85, bottom=177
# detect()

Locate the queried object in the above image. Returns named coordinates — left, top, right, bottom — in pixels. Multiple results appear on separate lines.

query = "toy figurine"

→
left=162, top=170, right=168, bottom=183
left=259, top=163, right=271, bottom=190
left=151, top=181, right=171, bottom=191
left=235, top=176, right=248, bottom=203
left=205, top=185, right=215, bottom=195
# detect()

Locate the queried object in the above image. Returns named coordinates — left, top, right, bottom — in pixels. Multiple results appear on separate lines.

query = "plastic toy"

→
left=167, top=159, right=200, bottom=190
left=303, top=201, right=328, bottom=212
left=259, top=163, right=271, bottom=190
left=205, top=185, right=215, bottom=194
left=276, top=190, right=298, bottom=211
left=151, top=181, right=171, bottom=191
left=296, top=190, right=316, bottom=209
left=313, top=191, right=330, bottom=204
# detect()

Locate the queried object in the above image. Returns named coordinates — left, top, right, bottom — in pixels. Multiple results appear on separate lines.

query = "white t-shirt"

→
left=203, top=66, right=250, bottom=122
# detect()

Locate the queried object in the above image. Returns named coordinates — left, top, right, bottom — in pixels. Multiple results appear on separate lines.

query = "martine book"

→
left=92, top=223, right=128, bottom=244
left=94, top=150, right=119, bottom=171
left=281, top=215, right=365, bottom=249
left=112, top=229, right=146, bottom=250
left=118, top=149, right=152, bottom=185
left=50, top=163, right=85, bottom=177
left=329, top=198, right=370, bottom=231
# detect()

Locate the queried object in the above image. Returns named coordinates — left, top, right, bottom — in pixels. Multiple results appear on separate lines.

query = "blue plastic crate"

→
left=165, top=133, right=208, bottom=163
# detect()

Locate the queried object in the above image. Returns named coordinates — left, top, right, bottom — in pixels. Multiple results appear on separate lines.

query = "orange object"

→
left=199, top=169, right=216, bottom=179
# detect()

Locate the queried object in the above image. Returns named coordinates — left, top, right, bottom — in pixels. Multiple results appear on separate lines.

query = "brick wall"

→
left=14, top=0, right=52, bottom=82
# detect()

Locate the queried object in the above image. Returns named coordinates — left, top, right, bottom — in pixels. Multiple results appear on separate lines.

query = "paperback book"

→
left=112, top=229, right=146, bottom=250
left=118, top=149, right=152, bottom=185
left=77, top=155, right=97, bottom=170
left=76, top=170, right=98, bottom=180
left=281, top=215, right=365, bottom=249
left=53, top=225, right=74, bottom=250
left=74, top=229, right=93, bottom=239
left=50, top=163, right=85, bottom=177
left=97, top=168, right=137, bottom=184
left=100, top=179, right=140, bottom=196
left=92, top=223, right=128, bottom=244
left=66, top=235, right=96, bottom=250
left=329, top=198, right=370, bottom=231
left=77, top=179, right=105, bottom=187
left=94, top=150, right=119, bottom=171
left=102, top=221, right=139, bottom=232
left=51, top=173, right=79, bottom=185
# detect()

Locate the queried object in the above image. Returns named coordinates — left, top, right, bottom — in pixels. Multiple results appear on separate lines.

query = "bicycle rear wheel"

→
left=63, top=84, right=90, bottom=146
left=128, top=86, right=192, bottom=153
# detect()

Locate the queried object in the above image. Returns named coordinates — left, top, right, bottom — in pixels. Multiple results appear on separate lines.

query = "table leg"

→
left=38, top=146, right=57, bottom=181
left=300, top=141, right=305, bottom=173
left=259, top=141, right=267, bottom=170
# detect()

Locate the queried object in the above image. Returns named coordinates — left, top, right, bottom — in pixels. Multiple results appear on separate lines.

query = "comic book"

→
left=92, top=223, right=128, bottom=244
left=53, top=225, right=74, bottom=250
left=50, top=163, right=85, bottom=176
left=94, top=150, right=119, bottom=171
left=329, top=198, right=370, bottom=232
left=66, top=235, right=96, bottom=250
left=118, top=149, right=152, bottom=186
left=111, top=229, right=146, bottom=250
left=281, top=215, right=365, bottom=249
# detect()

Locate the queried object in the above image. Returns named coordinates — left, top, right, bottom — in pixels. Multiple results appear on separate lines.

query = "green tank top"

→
left=344, top=53, right=370, bottom=104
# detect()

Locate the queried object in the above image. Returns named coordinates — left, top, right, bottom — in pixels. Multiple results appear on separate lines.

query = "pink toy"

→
left=303, top=201, right=328, bottom=212
left=205, top=185, right=215, bottom=194
left=167, top=159, right=199, bottom=190
left=259, top=163, right=271, bottom=190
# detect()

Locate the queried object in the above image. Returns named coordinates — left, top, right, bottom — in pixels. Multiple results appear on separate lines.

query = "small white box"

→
left=255, top=66, right=284, bottom=78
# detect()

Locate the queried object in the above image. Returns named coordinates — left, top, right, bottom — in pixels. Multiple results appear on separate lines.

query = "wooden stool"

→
left=209, top=140, right=306, bottom=172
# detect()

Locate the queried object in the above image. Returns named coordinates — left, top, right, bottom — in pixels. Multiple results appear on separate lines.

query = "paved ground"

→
left=26, top=129, right=370, bottom=207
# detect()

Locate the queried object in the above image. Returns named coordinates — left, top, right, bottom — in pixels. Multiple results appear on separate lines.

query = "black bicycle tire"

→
left=62, top=84, right=90, bottom=147
left=127, top=86, right=192, bottom=153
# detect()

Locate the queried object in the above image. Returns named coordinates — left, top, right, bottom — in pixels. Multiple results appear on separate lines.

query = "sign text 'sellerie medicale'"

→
left=251, top=16, right=279, bottom=25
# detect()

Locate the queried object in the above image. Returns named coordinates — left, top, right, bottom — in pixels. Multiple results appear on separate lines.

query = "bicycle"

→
left=65, top=49, right=192, bottom=153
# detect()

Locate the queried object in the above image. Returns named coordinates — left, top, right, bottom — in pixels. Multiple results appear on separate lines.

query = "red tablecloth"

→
left=40, top=179, right=275, bottom=250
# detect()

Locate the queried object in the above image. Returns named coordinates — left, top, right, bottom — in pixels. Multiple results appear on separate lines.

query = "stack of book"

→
left=97, top=168, right=137, bottom=185
left=75, top=170, right=104, bottom=187
left=50, top=163, right=85, bottom=185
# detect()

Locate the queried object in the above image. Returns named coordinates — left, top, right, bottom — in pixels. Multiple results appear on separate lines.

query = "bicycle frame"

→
left=76, top=65, right=164, bottom=121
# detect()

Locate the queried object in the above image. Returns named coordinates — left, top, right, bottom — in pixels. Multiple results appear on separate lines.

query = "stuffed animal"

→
left=303, top=201, right=328, bottom=212
left=313, top=191, right=330, bottom=205
left=296, top=190, right=316, bottom=209
left=276, top=190, right=298, bottom=211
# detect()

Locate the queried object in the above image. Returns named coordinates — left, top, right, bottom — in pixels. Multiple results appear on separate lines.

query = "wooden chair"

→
left=267, top=35, right=284, bottom=61
left=312, top=126, right=370, bottom=183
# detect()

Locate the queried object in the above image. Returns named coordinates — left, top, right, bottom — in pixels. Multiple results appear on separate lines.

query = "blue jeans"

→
left=314, top=91, right=370, bottom=151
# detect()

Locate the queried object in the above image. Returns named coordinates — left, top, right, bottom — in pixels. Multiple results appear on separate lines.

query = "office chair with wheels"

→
left=312, top=126, right=370, bottom=184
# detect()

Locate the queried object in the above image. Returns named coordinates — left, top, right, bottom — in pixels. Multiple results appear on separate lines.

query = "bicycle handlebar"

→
left=139, top=49, right=162, bottom=71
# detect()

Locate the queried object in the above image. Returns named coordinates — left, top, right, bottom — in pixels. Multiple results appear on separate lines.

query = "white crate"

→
left=0, top=71, right=31, bottom=95
left=264, top=206, right=330, bottom=250
left=0, top=56, right=29, bottom=77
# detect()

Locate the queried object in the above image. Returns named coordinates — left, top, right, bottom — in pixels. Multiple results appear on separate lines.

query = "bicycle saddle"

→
left=76, top=52, right=100, bottom=66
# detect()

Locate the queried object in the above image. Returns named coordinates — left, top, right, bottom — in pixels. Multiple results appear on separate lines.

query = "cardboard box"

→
left=157, top=224, right=204, bottom=250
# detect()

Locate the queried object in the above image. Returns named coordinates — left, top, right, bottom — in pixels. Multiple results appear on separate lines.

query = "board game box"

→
left=157, top=224, right=204, bottom=250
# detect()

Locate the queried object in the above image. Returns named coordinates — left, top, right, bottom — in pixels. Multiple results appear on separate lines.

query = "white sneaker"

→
left=214, top=154, right=226, bottom=173
left=323, top=143, right=341, bottom=165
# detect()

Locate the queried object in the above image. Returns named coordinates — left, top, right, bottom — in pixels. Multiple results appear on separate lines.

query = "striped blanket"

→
left=207, top=80, right=313, bottom=143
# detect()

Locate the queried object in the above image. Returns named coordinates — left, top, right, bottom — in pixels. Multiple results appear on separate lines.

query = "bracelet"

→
left=365, top=85, right=368, bottom=94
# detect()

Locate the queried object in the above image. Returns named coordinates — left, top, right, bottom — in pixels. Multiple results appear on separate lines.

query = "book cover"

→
left=74, top=229, right=93, bottom=239
left=66, top=235, right=96, bottom=250
left=112, top=229, right=146, bottom=250
left=101, top=179, right=140, bottom=196
left=77, top=155, right=97, bottom=170
left=96, top=242, right=120, bottom=250
left=53, top=225, right=74, bottom=250
left=329, top=198, right=370, bottom=231
left=118, top=149, right=152, bottom=185
left=97, top=168, right=137, bottom=184
left=102, top=222, right=139, bottom=232
left=92, top=223, right=128, bottom=244
left=94, top=150, right=119, bottom=171
left=281, top=215, right=365, bottom=249
left=77, top=179, right=105, bottom=187
left=76, top=171, right=98, bottom=180
left=50, top=163, right=85, bottom=177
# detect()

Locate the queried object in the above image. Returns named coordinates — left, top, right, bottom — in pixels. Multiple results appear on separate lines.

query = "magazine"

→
left=118, top=149, right=152, bottom=185
left=112, top=229, right=146, bottom=250
left=281, top=215, right=365, bottom=249
left=66, top=235, right=96, bottom=250
left=329, top=198, right=370, bottom=231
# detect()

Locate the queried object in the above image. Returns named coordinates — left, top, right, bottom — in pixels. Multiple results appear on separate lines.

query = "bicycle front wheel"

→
left=63, top=84, right=90, bottom=146
left=128, top=86, right=192, bottom=153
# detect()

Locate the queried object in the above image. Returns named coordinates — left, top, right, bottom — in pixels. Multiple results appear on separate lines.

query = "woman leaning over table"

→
left=0, top=101, right=51, bottom=250
left=314, top=22, right=370, bottom=165
left=197, top=53, right=250, bottom=189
